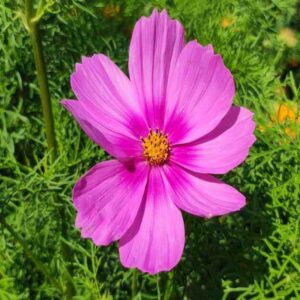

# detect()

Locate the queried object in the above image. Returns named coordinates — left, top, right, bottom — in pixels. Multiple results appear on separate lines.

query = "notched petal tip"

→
left=60, top=99, right=68, bottom=107
left=60, top=99, right=77, bottom=110
left=75, top=60, right=83, bottom=68
left=73, top=54, right=103, bottom=75
left=185, top=40, right=216, bottom=56
left=142, top=8, right=182, bottom=25
left=185, top=41, right=233, bottom=78
left=151, top=8, right=159, bottom=16
left=160, top=8, right=168, bottom=15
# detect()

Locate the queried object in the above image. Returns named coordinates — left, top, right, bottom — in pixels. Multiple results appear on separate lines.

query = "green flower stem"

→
left=163, top=271, right=174, bottom=300
left=23, top=1, right=75, bottom=297
left=0, top=218, right=62, bottom=291
left=131, top=269, right=138, bottom=299
left=25, top=0, right=57, bottom=163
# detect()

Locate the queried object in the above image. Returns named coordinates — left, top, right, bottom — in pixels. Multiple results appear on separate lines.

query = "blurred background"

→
left=1, top=0, right=300, bottom=299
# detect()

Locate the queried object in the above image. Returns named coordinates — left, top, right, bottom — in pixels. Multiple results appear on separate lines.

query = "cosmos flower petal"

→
left=119, top=167, right=185, bottom=274
left=164, top=41, right=235, bottom=144
left=70, top=54, right=149, bottom=139
left=73, top=160, right=148, bottom=246
left=62, top=100, right=142, bottom=159
left=129, top=9, right=185, bottom=129
left=162, top=163, right=246, bottom=218
left=171, top=107, right=256, bottom=174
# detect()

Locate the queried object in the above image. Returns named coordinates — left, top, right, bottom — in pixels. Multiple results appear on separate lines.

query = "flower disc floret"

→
left=142, top=129, right=170, bottom=166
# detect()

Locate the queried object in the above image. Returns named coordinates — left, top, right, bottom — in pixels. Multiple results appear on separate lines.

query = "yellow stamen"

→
left=142, top=129, right=170, bottom=166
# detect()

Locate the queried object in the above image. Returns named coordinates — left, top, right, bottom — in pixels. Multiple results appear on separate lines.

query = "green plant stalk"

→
left=23, top=1, right=75, bottom=297
left=163, top=272, right=174, bottom=300
left=131, top=269, right=138, bottom=299
left=28, top=21, right=58, bottom=162
left=156, top=274, right=161, bottom=300
left=0, top=218, right=62, bottom=291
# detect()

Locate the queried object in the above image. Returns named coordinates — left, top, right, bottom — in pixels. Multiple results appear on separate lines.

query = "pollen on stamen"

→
left=141, top=129, right=171, bottom=166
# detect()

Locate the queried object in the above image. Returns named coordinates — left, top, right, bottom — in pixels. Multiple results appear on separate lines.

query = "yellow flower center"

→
left=142, top=129, right=171, bottom=166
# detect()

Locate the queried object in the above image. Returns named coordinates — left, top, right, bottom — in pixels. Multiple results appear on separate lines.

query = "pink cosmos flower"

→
left=61, top=9, right=256, bottom=274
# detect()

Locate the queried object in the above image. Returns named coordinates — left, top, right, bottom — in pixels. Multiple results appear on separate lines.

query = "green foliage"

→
left=1, top=0, right=300, bottom=299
